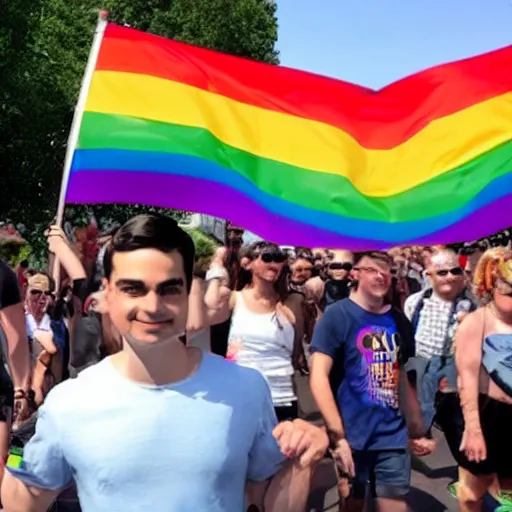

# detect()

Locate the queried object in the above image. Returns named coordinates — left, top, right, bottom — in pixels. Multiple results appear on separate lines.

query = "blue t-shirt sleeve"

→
left=247, top=375, right=285, bottom=482
left=7, top=400, right=72, bottom=490
left=310, top=304, right=344, bottom=359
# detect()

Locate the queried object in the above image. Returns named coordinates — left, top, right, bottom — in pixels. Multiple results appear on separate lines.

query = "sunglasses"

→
left=259, top=249, right=287, bottom=264
left=328, top=262, right=353, bottom=271
left=435, top=267, right=464, bottom=277
left=29, top=289, right=52, bottom=298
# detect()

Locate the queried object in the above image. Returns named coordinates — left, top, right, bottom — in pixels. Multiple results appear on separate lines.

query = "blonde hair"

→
left=473, top=247, right=512, bottom=304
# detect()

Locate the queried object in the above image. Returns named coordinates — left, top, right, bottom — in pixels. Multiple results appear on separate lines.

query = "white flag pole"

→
left=51, top=10, right=108, bottom=284
left=54, top=9, right=109, bottom=226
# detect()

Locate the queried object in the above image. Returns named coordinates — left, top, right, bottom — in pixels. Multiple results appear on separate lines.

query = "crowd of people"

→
left=0, top=214, right=511, bottom=511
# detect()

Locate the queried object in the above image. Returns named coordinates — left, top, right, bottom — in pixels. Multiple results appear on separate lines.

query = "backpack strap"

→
left=390, top=306, right=416, bottom=366
left=410, top=288, right=433, bottom=333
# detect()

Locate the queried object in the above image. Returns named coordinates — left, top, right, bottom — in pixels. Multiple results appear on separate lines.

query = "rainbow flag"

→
left=67, top=24, right=512, bottom=249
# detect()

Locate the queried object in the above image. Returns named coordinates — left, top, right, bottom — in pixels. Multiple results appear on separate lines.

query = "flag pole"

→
left=54, top=9, right=109, bottom=226
left=51, top=9, right=109, bottom=284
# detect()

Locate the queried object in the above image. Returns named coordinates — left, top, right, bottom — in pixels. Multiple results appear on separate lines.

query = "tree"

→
left=0, top=0, right=278, bottom=256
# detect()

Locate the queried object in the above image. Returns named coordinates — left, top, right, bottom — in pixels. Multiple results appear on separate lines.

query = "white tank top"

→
left=227, top=292, right=296, bottom=406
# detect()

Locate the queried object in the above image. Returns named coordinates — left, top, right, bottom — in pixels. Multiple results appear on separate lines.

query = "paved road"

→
left=295, top=374, right=458, bottom=512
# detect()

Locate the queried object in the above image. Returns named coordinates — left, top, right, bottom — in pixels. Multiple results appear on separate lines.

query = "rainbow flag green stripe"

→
left=78, top=111, right=512, bottom=224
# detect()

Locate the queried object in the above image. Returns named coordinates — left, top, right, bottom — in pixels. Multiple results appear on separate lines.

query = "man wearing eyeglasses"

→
left=404, top=249, right=478, bottom=431
left=310, top=251, right=432, bottom=512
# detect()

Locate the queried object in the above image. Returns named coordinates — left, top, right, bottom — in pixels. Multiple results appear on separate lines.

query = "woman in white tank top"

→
left=204, top=242, right=304, bottom=421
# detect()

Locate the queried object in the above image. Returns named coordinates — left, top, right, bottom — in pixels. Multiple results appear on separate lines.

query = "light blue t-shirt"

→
left=8, top=352, right=285, bottom=511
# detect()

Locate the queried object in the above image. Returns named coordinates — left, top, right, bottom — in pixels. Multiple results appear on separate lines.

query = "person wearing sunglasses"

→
left=24, top=274, right=63, bottom=406
left=205, top=241, right=304, bottom=422
left=305, top=250, right=354, bottom=322
left=404, top=250, right=478, bottom=442
left=436, top=248, right=512, bottom=511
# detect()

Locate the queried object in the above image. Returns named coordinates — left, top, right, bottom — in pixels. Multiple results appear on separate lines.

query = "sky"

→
left=276, top=0, right=512, bottom=89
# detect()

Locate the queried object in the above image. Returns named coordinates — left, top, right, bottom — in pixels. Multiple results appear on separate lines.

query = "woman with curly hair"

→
left=446, top=247, right=512, bottom=511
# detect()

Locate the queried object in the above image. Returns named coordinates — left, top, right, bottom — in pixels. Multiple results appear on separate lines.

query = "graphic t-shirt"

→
left=311, top=298, right=414, bottom=451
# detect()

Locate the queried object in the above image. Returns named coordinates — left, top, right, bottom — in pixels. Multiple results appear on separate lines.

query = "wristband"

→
left=205, top=267, right=229, bottom=283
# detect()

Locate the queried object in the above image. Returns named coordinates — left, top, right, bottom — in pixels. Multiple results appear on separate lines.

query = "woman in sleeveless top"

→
left=205, top=242, right=304, bottom=422
left=446, top=247, right=512, bottom=510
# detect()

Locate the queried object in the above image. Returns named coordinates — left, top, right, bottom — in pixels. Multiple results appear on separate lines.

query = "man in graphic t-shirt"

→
left=310, top=251, right=434, bottom=512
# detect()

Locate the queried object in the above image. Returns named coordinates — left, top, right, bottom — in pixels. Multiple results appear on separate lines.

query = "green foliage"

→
left=0, top=241, right=30, bottom=268
left=0, top=0, right=278, bottom=250
left=184, top=228, right=220, bottom=260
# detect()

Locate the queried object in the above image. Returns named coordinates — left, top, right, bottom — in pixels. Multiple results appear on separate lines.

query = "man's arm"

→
left=0, top=302, right=31, bottom=392
left=2, top=397, right=72, bottom=511
left=308, top=307, right=345, bottom=442
left=1, top=472, right=59, bottom=512
left=310, top=353, right=345, bottom=441
left=0, top=262, right=31, bottom=394
left=245, top=374, right=327, bottom=511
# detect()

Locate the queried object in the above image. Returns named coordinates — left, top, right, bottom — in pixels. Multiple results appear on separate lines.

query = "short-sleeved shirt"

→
left=8, top=352, right=284, bottom=511
left=311, top=298, right=414, bottom=451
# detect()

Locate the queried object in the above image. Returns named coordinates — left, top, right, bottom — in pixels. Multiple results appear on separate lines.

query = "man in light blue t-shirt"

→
left=2, top=214, right=328, bottom=512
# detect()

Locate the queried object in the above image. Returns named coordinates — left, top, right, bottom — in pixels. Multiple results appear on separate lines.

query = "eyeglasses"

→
left=259, top=249, right=287, bottom=264
left=29, top=289, right=52, bottom=297
left=354, top=266, right=391, bottom=278
left=328, top=262, right=353, bottom=271
left=435, top=267, right=464, bottom=277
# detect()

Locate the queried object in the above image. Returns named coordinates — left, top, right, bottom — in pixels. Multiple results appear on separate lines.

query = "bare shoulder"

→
left=458, top=307, right=484, bottom=333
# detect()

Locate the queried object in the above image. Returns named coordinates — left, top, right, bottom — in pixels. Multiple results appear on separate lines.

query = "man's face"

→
left=104, top=248, right=188, bottom=345
left=428, top=252, right=465, bottom=300
left=353, top=256, right=391, bottom=299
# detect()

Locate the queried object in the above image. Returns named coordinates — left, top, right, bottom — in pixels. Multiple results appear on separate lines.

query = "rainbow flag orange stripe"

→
left=67, top=24, right=512, bottom=248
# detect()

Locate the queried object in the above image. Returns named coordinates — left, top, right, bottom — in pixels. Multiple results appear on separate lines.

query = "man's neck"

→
left=110, top=339, right=202, bottom=386
left=350, top=290, right=387, bottom=314
left=433, top=288, right=463, bottom=303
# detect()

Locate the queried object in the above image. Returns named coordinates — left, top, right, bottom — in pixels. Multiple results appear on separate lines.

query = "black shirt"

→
left=0, top=259, right=21, bottom=310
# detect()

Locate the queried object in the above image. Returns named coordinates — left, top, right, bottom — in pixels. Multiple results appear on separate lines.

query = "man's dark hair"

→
left=103, top=214, right=195, bottom=292
left=353, top=251, right=392, bottom=267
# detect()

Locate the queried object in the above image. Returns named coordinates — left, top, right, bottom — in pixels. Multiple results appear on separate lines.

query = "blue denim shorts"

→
left=351, top=449, right=411, bottom=500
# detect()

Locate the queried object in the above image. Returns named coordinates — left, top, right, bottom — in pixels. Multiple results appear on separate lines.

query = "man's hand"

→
left=273, top=419, right=328, bottom=468
left=331, top=438, right=355, bottom=478
left=409, top=437, right=436, bottom=457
